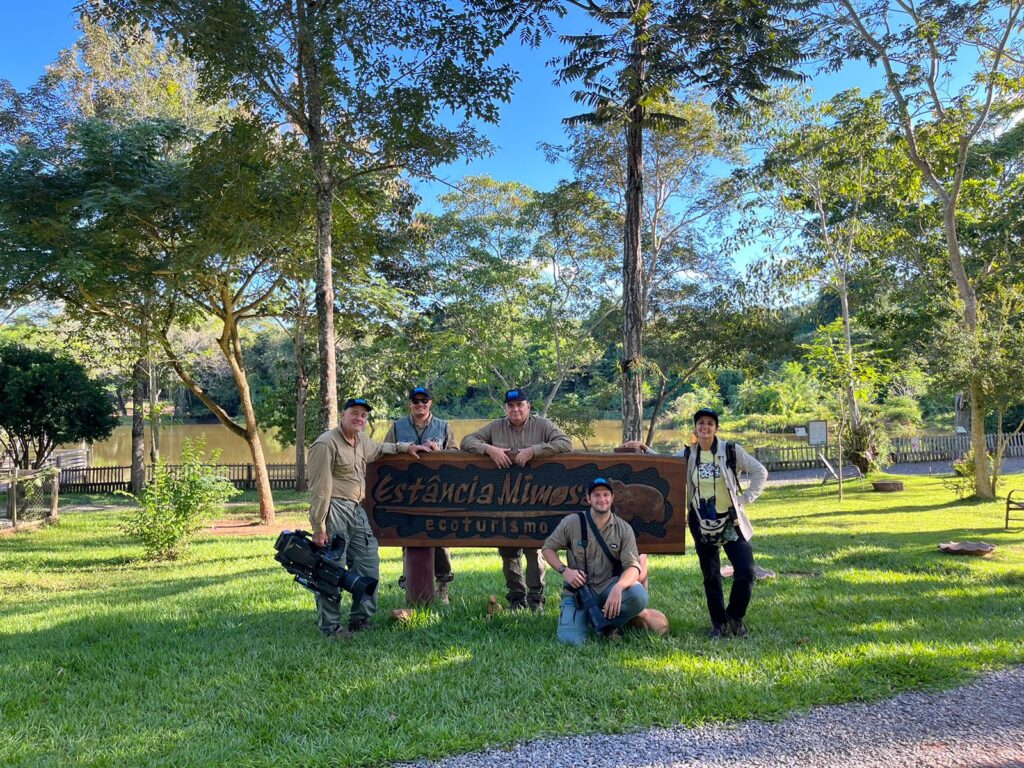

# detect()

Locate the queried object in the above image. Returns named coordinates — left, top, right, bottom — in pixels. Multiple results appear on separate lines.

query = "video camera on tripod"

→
left=274, top=529, right=378, bottom=604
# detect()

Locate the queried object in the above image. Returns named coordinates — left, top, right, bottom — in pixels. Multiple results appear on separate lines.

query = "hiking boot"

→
left=604, top=628, right=623, bottom=643
left=508, top=600, right=528, bottom=612
left=436, top=581, right=450, bottom=605
left=347, top=619, right=373, bottom=633
left=708, top=624, right=728, bottom=639
left=528, top=601, right=545, bottom=613
left=728, top=619, right=748, bottom=638
left=325, top=626, right=353, bottom=641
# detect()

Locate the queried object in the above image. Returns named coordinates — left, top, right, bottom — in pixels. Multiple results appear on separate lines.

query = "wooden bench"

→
left=1007, top=490, right=1024, bottom=529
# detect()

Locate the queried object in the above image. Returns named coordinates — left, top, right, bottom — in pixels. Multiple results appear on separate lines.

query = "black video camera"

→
left=274, top=529, right=378, bottom=605
left=572, top=582, right=614, bottom=636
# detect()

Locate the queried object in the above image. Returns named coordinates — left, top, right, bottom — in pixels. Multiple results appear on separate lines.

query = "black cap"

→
left=693, top=407, right=719, bottom=425
left=587, top=477, right=613, bottom=494
left=504, top=388, right=528, bottom=403
left=408, top=386, right=431, bottom=401
left=342, top=397, right=373, bottom=412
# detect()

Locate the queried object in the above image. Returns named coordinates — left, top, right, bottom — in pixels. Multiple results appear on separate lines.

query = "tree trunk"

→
left=838, top=276, right=862, bottom=429
left=297, top=0, right=338, bottom=432
left=131, top=356, right=146, bottom=493
left=969, top=376, right=994, bottom=498
left=620, top=16, right=647, bottom=443
left=148, top=360, right=160, bottom=464
left=645, top=378, right=669, bottom=447
left=295, top=319, right=308, bottom=492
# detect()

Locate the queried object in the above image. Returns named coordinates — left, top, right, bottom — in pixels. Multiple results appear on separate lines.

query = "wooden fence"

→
left=55, top=433, right=1024, bottom=492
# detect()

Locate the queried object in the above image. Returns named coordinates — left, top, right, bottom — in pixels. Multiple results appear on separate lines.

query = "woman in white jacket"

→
left=624, top=407, right=767, bottom=638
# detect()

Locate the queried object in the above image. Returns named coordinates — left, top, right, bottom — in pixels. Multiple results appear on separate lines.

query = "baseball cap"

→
left=342, top=397, right=373, bottom=412
left=504, top=388, right=528, bottom=403
left=408, top=386, right=431, bottom=401
left=693, top=407, right=719, bottom=425
left=587, top=477, right=614, bottom=494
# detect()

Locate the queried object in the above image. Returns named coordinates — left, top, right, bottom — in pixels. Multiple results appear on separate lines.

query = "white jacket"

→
left=673, top=440, right=768, bottom=541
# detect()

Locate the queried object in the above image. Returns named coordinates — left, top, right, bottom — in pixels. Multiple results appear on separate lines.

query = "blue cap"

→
left=587, top=477, right=613, bottom=494
left=504, top=388, right=528, bottom=403
left=343, top=397, right=372, bottom=412
left=409, top=386, right=431, bottom=401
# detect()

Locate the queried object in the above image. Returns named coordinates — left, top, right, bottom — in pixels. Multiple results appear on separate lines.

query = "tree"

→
left=821, top=0, right=1024, bottom=497
left=0, top=17, right=229, bottom=493
left=518, top=0, right=809, bottom=440
left=0, top=345, right=118, bottom=469
left=90, top=0, right=518, bottom=432
left=749, top=90, right=917, bottom=431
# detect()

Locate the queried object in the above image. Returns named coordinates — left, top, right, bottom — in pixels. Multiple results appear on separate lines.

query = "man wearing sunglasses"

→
left=385, top=386, right=457, bottom=603
left=460, top=388, right=573, bottom=611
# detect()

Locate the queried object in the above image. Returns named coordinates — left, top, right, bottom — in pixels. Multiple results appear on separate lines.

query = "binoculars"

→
left=274, top=529, right=378, bottom=605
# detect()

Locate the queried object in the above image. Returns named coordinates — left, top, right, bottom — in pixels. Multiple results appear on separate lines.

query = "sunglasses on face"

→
left=411, top=398, right=430, bottom=404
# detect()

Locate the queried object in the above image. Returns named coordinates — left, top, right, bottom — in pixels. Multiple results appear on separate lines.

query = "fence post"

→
left=247, top=464, right=254, bottom=490
left=9, top=467, right=18, bottom=527
left=49, top=472, right=59, bottom=522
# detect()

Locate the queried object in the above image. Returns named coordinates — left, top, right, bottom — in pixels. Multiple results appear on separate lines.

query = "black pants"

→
left=688, top=511, right=755, bottom=628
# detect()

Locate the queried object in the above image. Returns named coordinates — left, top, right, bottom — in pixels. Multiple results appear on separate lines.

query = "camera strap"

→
left=578, top=510, right=622, bottom=577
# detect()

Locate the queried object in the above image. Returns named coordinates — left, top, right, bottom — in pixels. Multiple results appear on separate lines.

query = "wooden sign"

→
left=363, top=452, right=686, bottom=553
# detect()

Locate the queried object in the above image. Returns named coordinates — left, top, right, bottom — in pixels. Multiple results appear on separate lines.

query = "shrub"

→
left=943, top=448, right=996, bottom=499
left=121, top=439, right=239, bottom=559
left=880, top=395, right=923, bottom=434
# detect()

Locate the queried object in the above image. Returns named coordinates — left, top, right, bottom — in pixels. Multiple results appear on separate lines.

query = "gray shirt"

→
left=460, top=414, right=572, bottom=456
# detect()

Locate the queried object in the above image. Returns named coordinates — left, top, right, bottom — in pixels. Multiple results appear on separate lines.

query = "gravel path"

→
left=398, top=666, right=1024, bottom=768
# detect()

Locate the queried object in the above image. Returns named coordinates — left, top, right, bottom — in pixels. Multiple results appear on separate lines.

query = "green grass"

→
left=2, top=476, right=1022, bottom=767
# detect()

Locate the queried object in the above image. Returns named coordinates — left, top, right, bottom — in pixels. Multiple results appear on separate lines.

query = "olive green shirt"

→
left=306, top=427, right=409, bottom=536
left=543, top=511, right=641, bottom=595
left=459, top=415, right=572, bottom=456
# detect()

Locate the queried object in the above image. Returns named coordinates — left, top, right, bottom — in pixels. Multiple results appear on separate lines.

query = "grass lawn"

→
left=1, top=475, right=1022, bottom=767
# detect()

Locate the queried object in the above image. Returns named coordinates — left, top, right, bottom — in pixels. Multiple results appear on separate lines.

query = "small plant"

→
left=942, top=448, right=995, bottom=499
left=121, top=438, right=239, bottom=559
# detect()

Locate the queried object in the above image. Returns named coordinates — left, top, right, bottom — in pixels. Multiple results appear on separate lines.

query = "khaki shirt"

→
left=306, top=427, right=409, bottom=535
left=459, top=415, right=572, bottom=456
left=543, top=511, right=641, bottom=595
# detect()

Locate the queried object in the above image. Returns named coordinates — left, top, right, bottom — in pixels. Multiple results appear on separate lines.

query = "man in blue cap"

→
left=460, top=387, right=572, bottom=611
left=384, top=386, right=457, bottom=603
left=542, top=477, right=649, bottom=645
left=306, top=397, right=433, bottom=639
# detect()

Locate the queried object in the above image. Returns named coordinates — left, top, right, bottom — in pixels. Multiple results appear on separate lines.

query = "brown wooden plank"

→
left=363, top=451, right=687, bottom=553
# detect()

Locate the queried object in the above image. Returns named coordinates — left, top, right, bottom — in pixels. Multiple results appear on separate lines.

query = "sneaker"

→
left=436, top=581, right=450, bottom=605
left=708, top=624, right=728, bottom=639
left=604, top=628, right=623, bottom=642
left=508, top=600, right=528, bottom=612
left=728, top=619, right=748, bottom=638
left=325, top=626, right=353, bottom=641
left=527, top=601, right=545, bottom=613
left=347, top=619, right=372, bottom=633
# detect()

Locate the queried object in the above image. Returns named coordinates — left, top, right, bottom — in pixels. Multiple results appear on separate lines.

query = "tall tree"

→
left=749, top=90, right=916, bottom=431
left=821, top=0, right=1024, bottom=497
left=517, top=0, right=808, bottom=440
left=90, top=0, right=518, bottom=431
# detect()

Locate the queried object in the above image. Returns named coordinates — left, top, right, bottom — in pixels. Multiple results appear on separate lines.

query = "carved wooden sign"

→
left=363, top=452, right=686, bottom=553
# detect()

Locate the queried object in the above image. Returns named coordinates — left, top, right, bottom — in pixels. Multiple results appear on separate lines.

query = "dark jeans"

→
left=688, top=511, right=755, bottom=628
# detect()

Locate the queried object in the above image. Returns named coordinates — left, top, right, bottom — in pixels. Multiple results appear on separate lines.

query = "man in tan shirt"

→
left=307, top=397, right=431, bottom=639
left=542, top=477, right=649, bottom=645
left=460, top=388, right=572, bottom=611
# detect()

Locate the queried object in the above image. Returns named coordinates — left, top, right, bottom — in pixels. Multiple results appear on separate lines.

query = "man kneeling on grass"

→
left=541, top=478, right=649, bottom=645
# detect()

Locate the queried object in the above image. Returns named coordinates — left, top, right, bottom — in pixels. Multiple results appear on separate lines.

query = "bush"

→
left=880, top=395, right=923, bottom=434
left=844, top=418, right=891, bottom=475
left=943, top=448, right=996, bottom=499
left=121, top=439, right=240, bottom=559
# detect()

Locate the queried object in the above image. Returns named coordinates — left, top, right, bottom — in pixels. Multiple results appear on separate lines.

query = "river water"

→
left=80, top=419, right=714, bottom=466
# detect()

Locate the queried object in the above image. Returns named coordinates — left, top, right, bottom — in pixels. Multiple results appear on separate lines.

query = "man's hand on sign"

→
left=513, top=446, right=535, bottom=466
left=485, top=445, right=512, bottom=468
left=407, top=444, right=430, bottom=458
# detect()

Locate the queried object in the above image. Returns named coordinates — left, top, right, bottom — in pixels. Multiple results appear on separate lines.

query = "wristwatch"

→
left=557, top=564, right=567, bottom=574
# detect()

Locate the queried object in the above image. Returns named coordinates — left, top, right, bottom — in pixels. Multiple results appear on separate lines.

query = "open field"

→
left=1, top=476, right=1022, bottom=767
